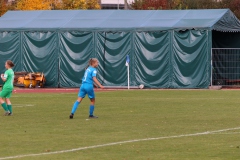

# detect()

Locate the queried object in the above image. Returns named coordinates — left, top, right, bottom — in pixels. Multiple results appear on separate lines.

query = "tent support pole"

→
left=127, top=64, right=130, bottom=90
left=211, top=48, right=213, bottom=86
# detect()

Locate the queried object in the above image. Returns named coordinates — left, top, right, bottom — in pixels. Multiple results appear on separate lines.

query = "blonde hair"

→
left=85, top=58, right=98, bottom=69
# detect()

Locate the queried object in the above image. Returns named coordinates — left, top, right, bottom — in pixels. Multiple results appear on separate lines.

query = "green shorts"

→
left=0, top=89, right=13, bottom=98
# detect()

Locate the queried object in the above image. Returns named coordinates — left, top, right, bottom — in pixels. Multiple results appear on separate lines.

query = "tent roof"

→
left=0, top=9, right=239, bottom=31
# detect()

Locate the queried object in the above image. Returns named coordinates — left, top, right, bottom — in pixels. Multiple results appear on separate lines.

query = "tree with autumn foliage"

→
left=53, top=0, right=87, bottom=10
left=131, top=0, right=167, bottom=10
left=131, top=0, right=190, bottom=10
left=12, top=0, right=100, bottom=11
left=219, top=0, right=240, bottom=19
left=167, top=0, right=186, bottom=9
left=131, top=0, right=219, bottom=10
left=226, top=0, right=240, bottom=19
left=16, top=0, right=51, bottom=10
left=86, top=0, right=101, bottom=9
left=182, top=0, right=219, bottom=9
left=0, top=0, right=7, bottom=16
left=52, top=0, right=100, bottom=10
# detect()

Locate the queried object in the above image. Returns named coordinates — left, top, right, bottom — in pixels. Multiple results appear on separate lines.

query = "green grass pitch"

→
left=0, top=90, right=240, bottom=160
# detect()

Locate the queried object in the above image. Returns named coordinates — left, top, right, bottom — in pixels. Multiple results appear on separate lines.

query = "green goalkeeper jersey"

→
left=3, top=69, right=14, bottom=90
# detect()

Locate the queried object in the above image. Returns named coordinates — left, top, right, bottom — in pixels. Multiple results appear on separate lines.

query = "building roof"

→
left=0, top=9, right=239, bottom=31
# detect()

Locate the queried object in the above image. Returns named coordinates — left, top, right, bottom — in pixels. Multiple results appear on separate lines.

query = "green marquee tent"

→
left=0, top=9, right=240, bottom=88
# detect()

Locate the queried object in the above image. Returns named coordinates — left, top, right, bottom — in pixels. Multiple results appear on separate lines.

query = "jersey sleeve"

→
left=92, top=69, right=97, bottom=77
left=3, top=70, right=8, bottom=79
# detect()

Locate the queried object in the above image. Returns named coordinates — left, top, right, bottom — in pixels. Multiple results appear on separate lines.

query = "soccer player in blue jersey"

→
left=69, top=58, right=104, bottom=119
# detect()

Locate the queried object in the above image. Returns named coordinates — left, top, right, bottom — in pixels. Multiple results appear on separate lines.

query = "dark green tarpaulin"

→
left=22, top=31, right=58, bottom=87
left=0, top=9, right=239, bottom=88
left=59, top=31, right=94, bottom=87
left=134, top=30, right=210, bottom=88
left=134, top=31, right=170, bottom=88
left=0, top=32, right=21, bottom=84
left=96, top=32, right=131, bottom=86
left=0, top=32, right=20, bottom=68
left=172, top=30, right=210, bottom=88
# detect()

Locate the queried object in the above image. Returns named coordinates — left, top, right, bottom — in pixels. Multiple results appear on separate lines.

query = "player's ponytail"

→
left=85, top=58, right=92, bottom=70
left=85, top=58, right=98, bottom=70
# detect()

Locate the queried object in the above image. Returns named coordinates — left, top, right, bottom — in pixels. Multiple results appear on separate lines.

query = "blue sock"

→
left=89, top=105, right=94, bottom=116
left=71, top=101, right=80, bottom=114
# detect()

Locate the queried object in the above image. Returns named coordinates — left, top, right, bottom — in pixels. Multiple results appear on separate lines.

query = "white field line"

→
left=0, top=127, right=240, bottom=160
left=13, top=104, right=34, bottom=108
left=211, top=132, right=240, bottom=134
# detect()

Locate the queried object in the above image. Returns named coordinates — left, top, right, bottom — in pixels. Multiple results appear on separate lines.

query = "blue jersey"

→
left=82, top=66, right=97, bottom=84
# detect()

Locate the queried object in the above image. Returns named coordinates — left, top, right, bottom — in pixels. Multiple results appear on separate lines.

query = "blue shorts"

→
left=78, top=84, right=95, bottom=99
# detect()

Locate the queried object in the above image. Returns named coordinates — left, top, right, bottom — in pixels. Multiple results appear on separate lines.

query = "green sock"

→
left=7, top=105, right=12, bottom=113
left=1, top=103, right=8, bottom=112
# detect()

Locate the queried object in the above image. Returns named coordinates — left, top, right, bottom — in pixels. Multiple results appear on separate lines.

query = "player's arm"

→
left=93, top=77, right=104, bottom=89
left=1, top=74, right=7, bottom=82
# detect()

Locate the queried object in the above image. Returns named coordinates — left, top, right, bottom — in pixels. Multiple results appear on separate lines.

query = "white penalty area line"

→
left=1, top=126, right=240, bottom=160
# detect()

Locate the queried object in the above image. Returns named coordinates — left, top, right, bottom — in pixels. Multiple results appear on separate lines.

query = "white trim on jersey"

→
left=4, top=74, right=8, bottom=78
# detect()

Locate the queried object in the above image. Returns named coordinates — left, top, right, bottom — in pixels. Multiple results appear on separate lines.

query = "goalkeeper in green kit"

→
left=0, top=60, right=14, bottom=116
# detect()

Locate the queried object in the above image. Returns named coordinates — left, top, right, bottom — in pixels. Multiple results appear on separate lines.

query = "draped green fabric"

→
left=0, top=32, right=20, bottom=85
left=134, top=31, right=170, bottom=88
left=96, top=32, right=131, bottom=86
left=0, top=30, right=211, bottom=88
left=59, top=31, right=94, bottom=87
left=133, top=30, right=210, bottom=88
left=22, top=31, right=58, bottom=87
left=172, top=30, right=210, bottom=88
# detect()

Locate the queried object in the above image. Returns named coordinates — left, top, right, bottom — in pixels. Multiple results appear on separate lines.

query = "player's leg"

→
left=5, top=90, right=13, bottom=115
left=0, top=90, right=10, bottom=115
left=5, top=98, right=12, bottom=115
left=87, top=86, right=98, bottom=118
left=69, top=85, right=86, bottom=119
left=70, top=97, right=83, bottom=115
left=89, top=98, right=98, bottom=118
left=0, top=97, right=9, bottom=115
